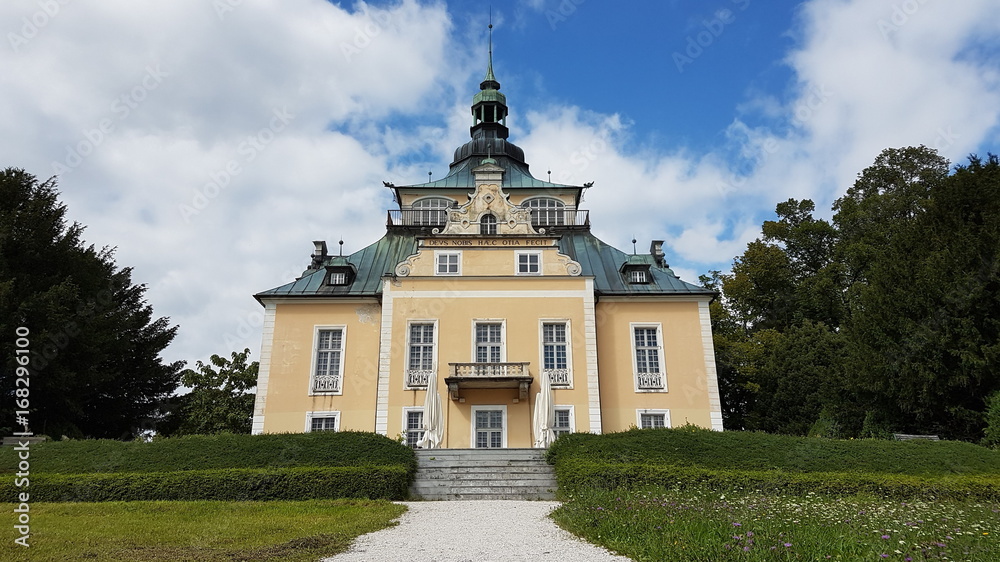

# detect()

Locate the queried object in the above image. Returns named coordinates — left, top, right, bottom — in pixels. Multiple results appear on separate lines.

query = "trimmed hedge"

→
left=0, top=431, right=416, bottom=474
left=547, top=427, right=1000, bottom=476
left=1, top=466, right=411, bottom=502
left=555, top=460, right=1000, bottom=501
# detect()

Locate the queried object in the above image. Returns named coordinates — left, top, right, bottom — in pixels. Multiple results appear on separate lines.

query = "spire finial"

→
left=338, top=238, right=344, bottom=257
left=632, top=237, right=638, bottom=255
left=483, top=8, right=498, bottom=86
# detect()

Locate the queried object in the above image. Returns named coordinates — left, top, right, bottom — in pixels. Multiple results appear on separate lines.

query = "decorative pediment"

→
left=437, top=161, right=538, bottom=236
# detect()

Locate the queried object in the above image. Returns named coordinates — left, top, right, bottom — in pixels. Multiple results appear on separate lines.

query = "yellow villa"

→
left=251, top=44, right=723, bottom=448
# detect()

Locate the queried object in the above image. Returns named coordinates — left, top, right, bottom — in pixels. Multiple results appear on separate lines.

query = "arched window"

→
left=480, top=213, right=497, bottom=235
left=522, top=198, right=565, bottom=226
left=411, top=197, right=453, bottom=225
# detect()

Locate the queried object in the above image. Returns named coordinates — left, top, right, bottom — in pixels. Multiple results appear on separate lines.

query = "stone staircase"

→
left=409, top=448, right=558, bottom=500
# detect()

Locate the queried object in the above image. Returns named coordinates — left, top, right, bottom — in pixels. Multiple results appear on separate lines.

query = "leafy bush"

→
left=554, top=460, right=1000, bottom=501
left=984, top=391, right=1000, bottom=449
left=547, top=427, right=1000, bottom=476
left=0, top=431, right=416, bottom=474
left=0, top=466, right=411, bottom=502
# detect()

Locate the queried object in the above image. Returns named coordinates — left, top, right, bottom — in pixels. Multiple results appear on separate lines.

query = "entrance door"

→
left=474, top=408, right=504, bottom=448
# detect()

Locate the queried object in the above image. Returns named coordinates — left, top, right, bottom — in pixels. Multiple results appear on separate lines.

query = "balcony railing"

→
left=405, top=369, right=434, bottom=387
left=312, top=374, right=341, bottom=393
left=543, top=368, right=571, bottom=386
left=530, top=210, right=590, bottom=231
left=446, top=362, right=533, bottom=400
left=449, top=362, right=530, bottom=378
left=636, top=372, right=665, bottom=390
left=386, top=210, right=448, bottom=228
left=386, top=209, right=591, bottom=231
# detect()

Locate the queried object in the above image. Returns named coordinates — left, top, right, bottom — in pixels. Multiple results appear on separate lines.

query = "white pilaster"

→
left=699, top=300, right=725, bottom=431
left=374, top=279, right=395, bottom=435
left=250, top=302, right=276, bottom=435
left=583, top=278, right=602, bottom=434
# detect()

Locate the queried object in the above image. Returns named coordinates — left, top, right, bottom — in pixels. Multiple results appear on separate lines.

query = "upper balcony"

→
left=386, top=209, right=590, bottom=232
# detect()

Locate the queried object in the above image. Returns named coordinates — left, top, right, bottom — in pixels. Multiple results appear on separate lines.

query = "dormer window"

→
left=621, top=261, right=652, bottom=285
left=480, top=213, right=497, bottom=235
left=325, top=263, right=355, bottom=286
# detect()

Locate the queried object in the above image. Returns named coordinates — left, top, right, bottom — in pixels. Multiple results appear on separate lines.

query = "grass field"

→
left=553, top=487, right=1000, bottom=561
left=0, top=499, right=405, bottom=562
left=549, top=428, right=1000, bottom=561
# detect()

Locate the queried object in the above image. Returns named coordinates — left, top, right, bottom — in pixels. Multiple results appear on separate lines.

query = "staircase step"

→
left=409, top=448, right=558, bottom=501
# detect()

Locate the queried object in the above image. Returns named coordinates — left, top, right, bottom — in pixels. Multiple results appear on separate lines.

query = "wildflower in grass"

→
left=732, top=521, right=741, bottom=527
left=880, top=554, right=889, bottom=558
left=784, top=542, right=792, bottom=547
left=882, top=534, right=890, bottom=539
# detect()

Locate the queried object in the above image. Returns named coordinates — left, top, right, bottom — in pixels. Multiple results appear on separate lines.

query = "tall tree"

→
left=0, top=168, right=181, bottom=439
left=159, top=348, right=258, bottom=436
left=836, top=150, right=1000, bottom=440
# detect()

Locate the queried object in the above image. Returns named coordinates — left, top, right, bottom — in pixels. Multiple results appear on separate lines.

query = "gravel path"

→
left=324, top=500, right=633, bottom=562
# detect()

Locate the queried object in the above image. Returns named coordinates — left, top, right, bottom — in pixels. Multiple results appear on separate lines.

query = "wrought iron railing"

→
left=636, top=372, right=665, bottom=390
left=543, top=369, right=571, bottom=386
left=449, top=362, right=530, bottom=378
left=405, top=369, right=434, bottom=387
left=312, top=374, right=341, bottom=393
left=386, top=209, right=448, bottom=228
left=530, top=210, right=590, bottom=230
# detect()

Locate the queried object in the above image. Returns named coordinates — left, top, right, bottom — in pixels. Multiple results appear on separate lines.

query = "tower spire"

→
left=483, top=10, right=499, bottom=89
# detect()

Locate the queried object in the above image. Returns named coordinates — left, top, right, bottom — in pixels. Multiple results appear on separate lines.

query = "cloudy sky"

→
left=2, top=0, right=999, bottom=368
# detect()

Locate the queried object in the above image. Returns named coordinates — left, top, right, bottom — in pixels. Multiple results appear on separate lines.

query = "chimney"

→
left=311, top=240, right=328, bottom=268
left=650, top=240, right=666, bottom=267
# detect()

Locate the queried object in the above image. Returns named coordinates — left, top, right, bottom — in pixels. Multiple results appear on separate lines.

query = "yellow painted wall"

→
left=262, top=301, right=382, bottom=434
left=595, top=299, right=714, bottom=432
left=402, top=241, right=576, bottom=277
left=382, top=274, right=592, bottom=446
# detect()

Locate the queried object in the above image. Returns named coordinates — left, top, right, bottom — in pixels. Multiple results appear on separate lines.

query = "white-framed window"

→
left=329, top=271, right=347, bottom=285
left=540, top=320, right=571, bottom=386
left=637, top=409, right=671, bottom=429
left=553, top=405, right=575, bottom=439
left=471, top=405, right=507, bottom=448
left=522, top=197, right=566, bottom=226
left=474, top=321, right=505, bottom=363
left=516, top=251, right=541, bottom=275
left=628, top=269, right=648, bottom=283
left=311, top=326, right=345, bottom=394
left=435, top=251, right=461, bottom=276
left=406, top=321, right=437, bottom=387
left=631, top=323, right=666, bottom=391
left=402, top=407, right=425, bottom=447
left=305, top=411, right=340, bottom=432
left=411, top=197, right=454, bottom=225
left=480, top=213, right=497, bottom=235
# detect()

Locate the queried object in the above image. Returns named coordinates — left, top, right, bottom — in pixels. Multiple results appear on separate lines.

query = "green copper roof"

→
left=473, top=89, right=506, bottom=105
left=256, top=230, right=711, bottom=300
left=559, top=231, right=714, bottom=296
left=403, top=157, right=574, bottom=190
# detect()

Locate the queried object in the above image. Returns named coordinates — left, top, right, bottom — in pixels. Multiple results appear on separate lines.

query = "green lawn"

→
left=0, top=499, right=405, bottom=562
left=553, top=487, right=1000, bottom=561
